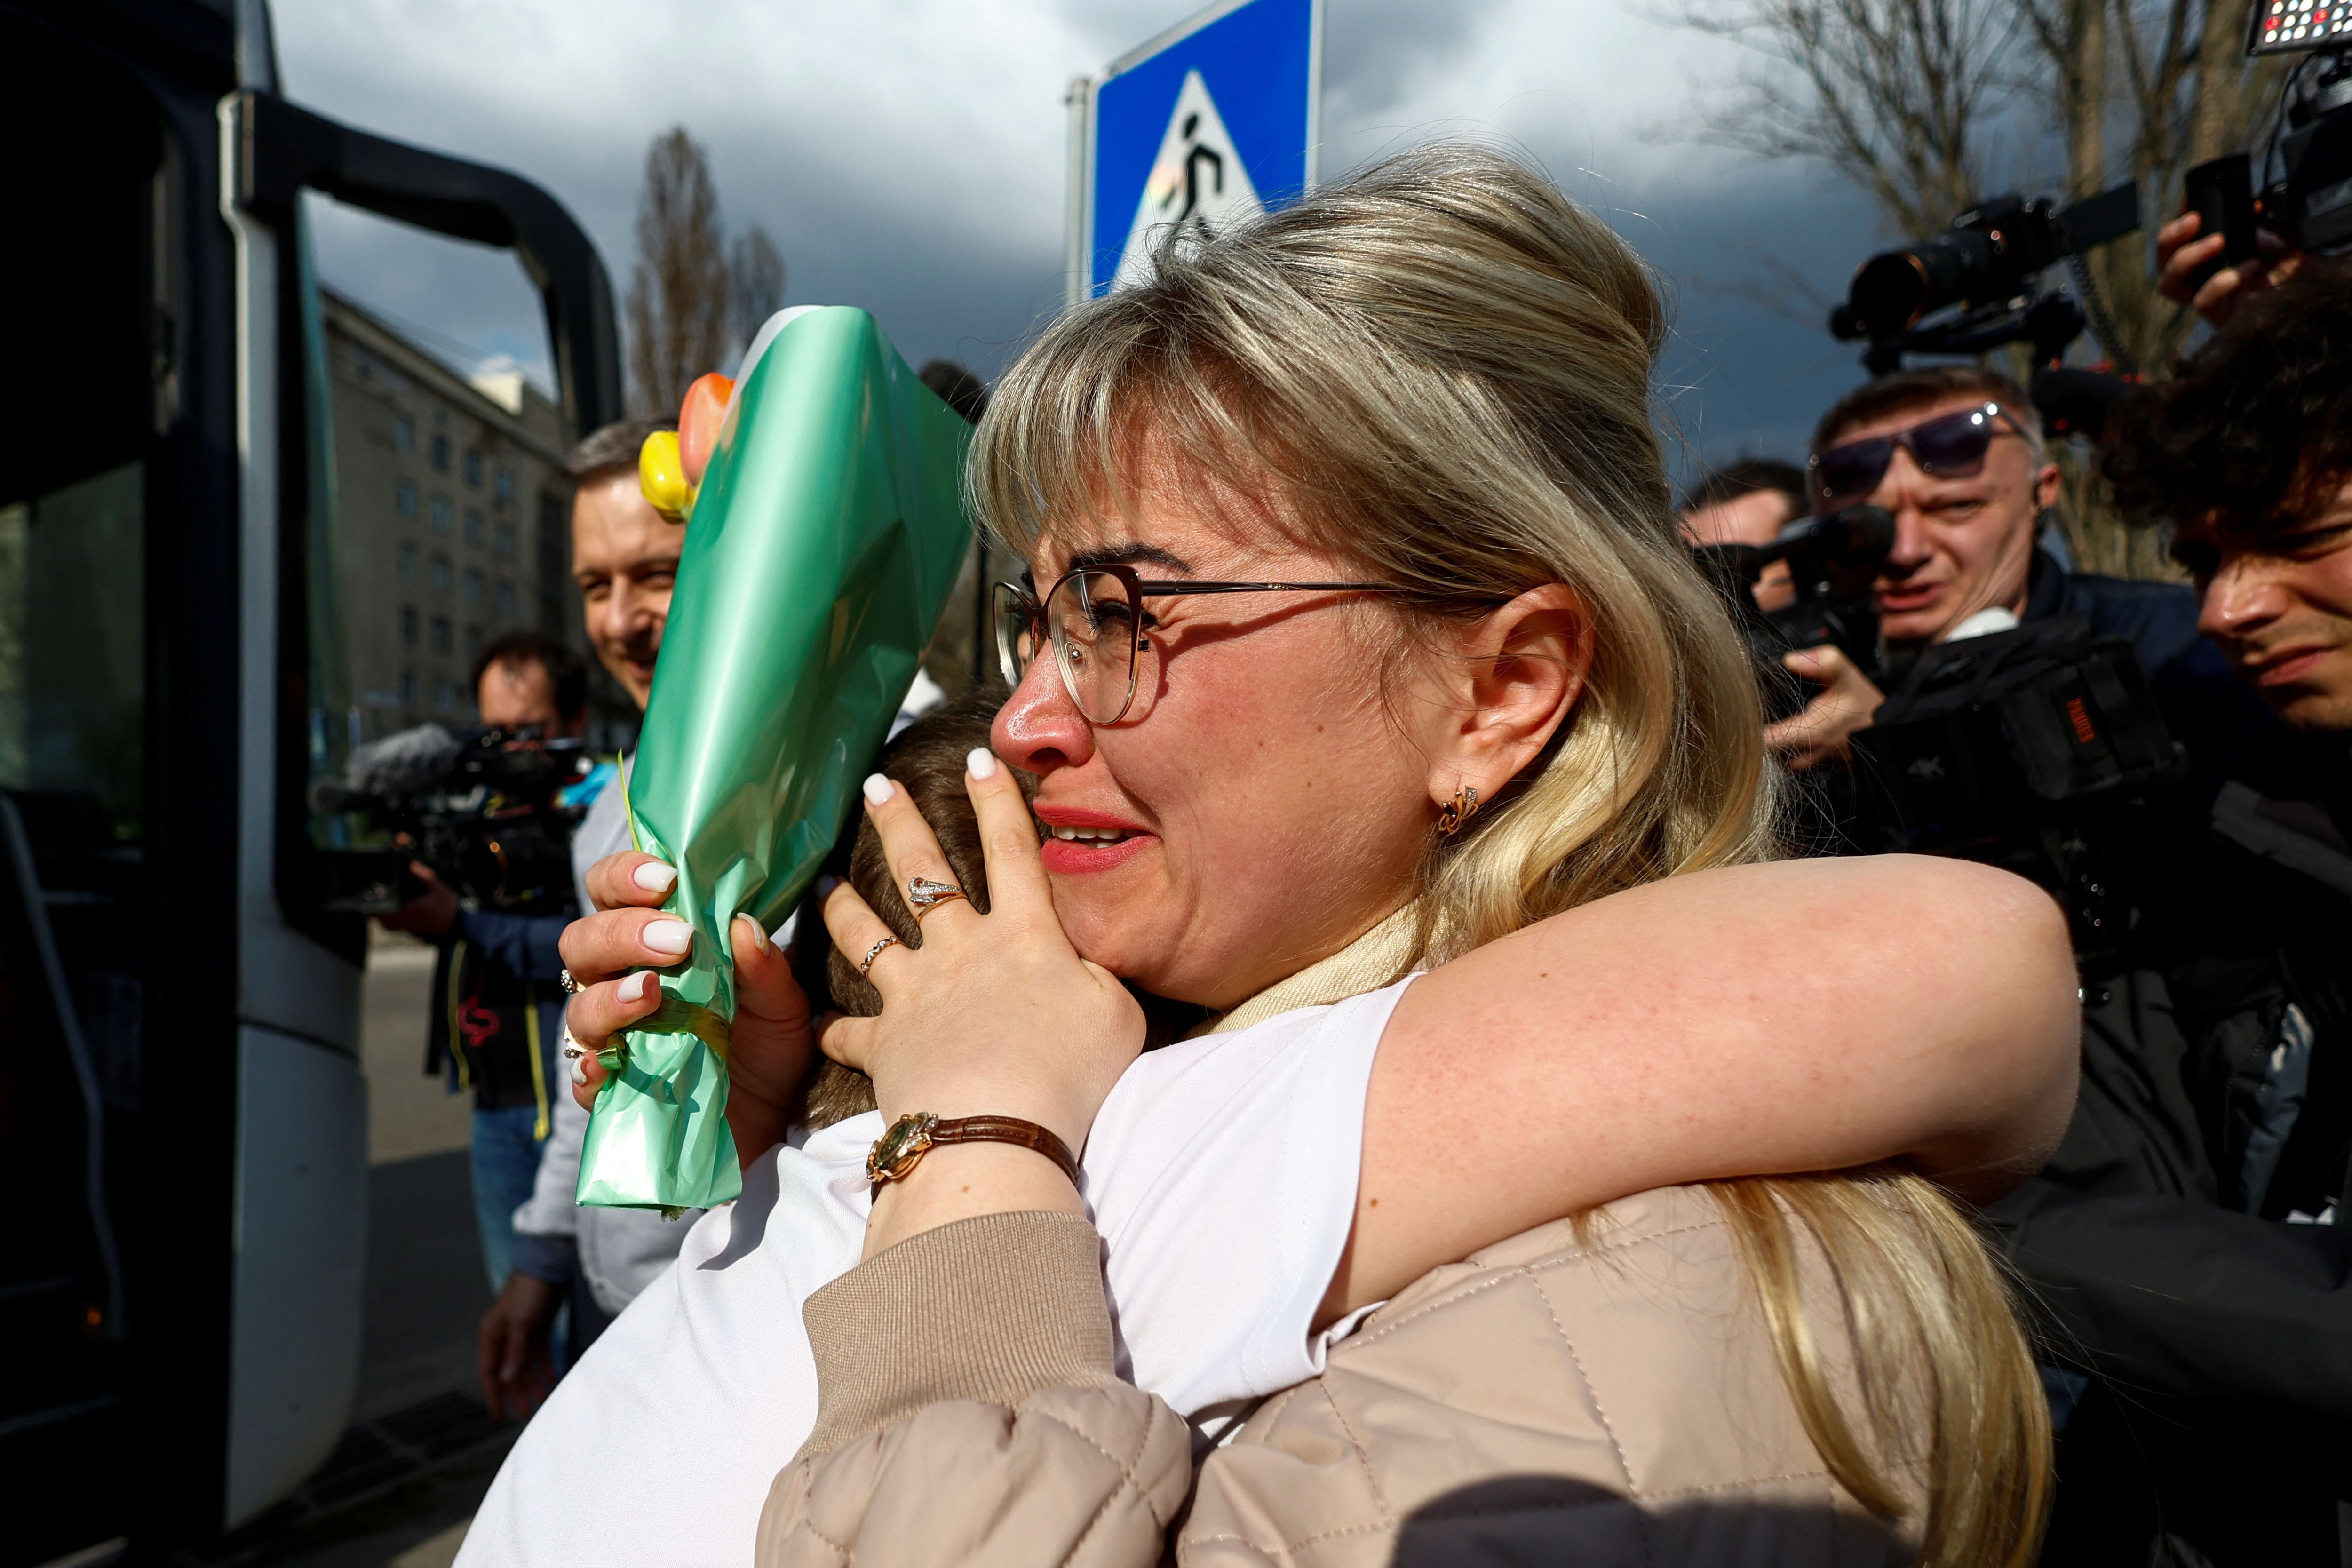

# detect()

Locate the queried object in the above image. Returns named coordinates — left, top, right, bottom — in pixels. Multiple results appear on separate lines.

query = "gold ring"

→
left=858, top=934, right=902, bottom=978
left=906, top=876, right=967, bottom=915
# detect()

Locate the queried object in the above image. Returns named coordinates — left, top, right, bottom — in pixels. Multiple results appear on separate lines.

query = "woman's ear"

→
left=1428, top=583, right=1593, bottom=809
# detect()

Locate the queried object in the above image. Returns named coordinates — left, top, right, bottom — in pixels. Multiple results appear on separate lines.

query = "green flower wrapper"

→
left=576, top=306, right=974, bottom=1210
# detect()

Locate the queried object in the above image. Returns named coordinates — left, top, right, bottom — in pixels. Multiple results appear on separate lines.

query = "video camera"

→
left=311, top=724, right=594, bottom=915
left=1695, top=504, right=1896, bottom=721
left=2176, top=5, right=2352, bottom=287
left=1832, top=183, right=2143, bottom=372
left=1852, top=620, right=2188, bottom=962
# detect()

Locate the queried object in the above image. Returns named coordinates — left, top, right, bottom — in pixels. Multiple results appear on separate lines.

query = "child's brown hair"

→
left=789, top=684, right=1200, bottom=1130
left=791, top=686, right=1015, bottom=1129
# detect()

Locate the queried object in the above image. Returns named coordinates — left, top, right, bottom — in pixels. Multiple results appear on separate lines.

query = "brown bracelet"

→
left=866, top=1112, right=1081, bottom=1189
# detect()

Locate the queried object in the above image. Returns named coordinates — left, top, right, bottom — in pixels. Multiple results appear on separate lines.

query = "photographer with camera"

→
left=375, top=632, right=595, bottom=1304
left=1768, top=365, right=2260, bottom=774
left=1679, top=458, right=1809, bottom=613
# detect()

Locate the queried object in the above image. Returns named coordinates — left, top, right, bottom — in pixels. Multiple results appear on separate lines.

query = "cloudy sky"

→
left=273, top=0, right=1897, bottom=485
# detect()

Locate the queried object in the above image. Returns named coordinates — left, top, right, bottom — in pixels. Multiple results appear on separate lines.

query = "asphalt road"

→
left=357, top=939, right=487, bottom=1423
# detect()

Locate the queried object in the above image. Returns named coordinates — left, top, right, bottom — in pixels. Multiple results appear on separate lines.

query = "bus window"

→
left=0, top=463, right=146, bottom=841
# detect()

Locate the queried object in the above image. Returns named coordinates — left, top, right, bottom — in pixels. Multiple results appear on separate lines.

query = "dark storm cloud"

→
left=274, top=0, right=1882, bottom=475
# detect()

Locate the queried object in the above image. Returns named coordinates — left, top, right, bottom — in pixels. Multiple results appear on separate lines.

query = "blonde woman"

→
left=497, top=145, right=2075, bottom=1568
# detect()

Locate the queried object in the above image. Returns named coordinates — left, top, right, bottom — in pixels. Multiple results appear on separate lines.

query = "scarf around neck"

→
left=1193, top=902, right=1424, bottom=1038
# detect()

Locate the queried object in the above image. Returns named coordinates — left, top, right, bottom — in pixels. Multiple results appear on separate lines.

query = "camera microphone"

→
left=344, top=723, right=466, bottom=799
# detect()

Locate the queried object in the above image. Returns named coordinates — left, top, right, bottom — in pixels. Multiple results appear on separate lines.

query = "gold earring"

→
left=1436, top=784, right=1480, bottom=837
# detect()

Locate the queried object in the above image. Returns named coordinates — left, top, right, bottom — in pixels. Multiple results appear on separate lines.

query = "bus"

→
left=1, top=1, right=619, bottom=1558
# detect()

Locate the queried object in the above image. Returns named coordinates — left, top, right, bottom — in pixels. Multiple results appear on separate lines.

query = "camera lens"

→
left=1850, top=251, right=1932, bottom=335
left=1846, top=229, right=1995, bottom=336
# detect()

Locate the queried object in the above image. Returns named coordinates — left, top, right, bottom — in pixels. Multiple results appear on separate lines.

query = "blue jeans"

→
left=471, top=1103, right=548, bottom=1295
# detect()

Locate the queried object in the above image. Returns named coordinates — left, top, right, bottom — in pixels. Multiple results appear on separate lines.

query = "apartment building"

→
left=322, top=289, right=589, bottom=739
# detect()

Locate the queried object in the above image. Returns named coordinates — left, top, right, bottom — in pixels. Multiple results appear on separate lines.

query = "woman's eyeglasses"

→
left=994, top=565, right=1398, bottom=724
left=1809, top=402, right=2022, bottom=507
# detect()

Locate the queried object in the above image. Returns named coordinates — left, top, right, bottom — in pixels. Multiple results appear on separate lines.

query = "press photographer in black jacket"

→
left=377, top=634, right=595, bottom=1300
left=1987, top=267, right=2352, bottom=1565
left=1765, top=363, right=2265, bottom=781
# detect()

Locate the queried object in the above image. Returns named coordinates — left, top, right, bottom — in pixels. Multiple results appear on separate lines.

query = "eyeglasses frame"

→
left=1808, top=401, right=2026, bottom=508
left=994, top=563, right=1399, bottom=724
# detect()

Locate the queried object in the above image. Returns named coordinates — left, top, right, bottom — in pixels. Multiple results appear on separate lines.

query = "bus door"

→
left=0, top=3, right=618, bottom=1559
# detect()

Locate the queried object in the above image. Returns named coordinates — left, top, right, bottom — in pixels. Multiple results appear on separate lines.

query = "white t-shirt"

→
left=459, top=977, right=1410, bottom=1568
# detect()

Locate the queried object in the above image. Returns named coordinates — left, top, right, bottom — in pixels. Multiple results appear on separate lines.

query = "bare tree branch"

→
left=728, top=226, right=787, bottom=358
left=626, top=127, right=733, bottom=417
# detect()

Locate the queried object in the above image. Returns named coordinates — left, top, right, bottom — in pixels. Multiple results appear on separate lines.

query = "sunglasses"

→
left=995, top=564, right=1398, bottom=724
left=1809, top=402, right=2022, bottom=507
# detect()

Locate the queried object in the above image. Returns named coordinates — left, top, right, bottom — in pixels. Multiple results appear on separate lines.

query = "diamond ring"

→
left=906, top=876, right=969, bottom=920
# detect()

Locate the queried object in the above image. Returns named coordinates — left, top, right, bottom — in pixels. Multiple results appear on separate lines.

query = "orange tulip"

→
left=678, top=373, right=735, bottom=486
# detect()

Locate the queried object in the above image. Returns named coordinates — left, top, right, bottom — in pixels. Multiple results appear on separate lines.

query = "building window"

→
left=495, top=580, right=516, bottom=619
left=396, top=478, right=417, bottom=520
left=464, top=567, right=485, bottom=604
left=493, top=524, right=516, bottom=558
left=434, top=677, right=460, bottom=713
left=394, top=415, right=415, bottom=453
left=430, top=495, right=453, bottom=533
left=430, top=615, right=453, bottom=653
left=399, top=669, right=419, bottom=706
left=494, top=466, right=515, bottom=505
left=431, top=433, right=451, bottom=472
left=464, top=509, right=485, bottom=547
left=464, top=449, right=484, bottom=488
left=539, top=489, right=572, bottom=635
left=431, top=555, right=453, bottom=594
left=399, top=606, right=418, bottom=646
left=464, top=624, right=484, bottom=658
left=397, top=542, right=418, bottom=581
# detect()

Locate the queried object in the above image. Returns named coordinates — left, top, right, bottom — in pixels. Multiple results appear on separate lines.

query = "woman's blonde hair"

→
left=971, top=141, right=2047, bottom=1566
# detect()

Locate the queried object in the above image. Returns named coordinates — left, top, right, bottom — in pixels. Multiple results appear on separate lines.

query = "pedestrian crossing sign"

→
left=1068, top=0, right=1322, bottom=303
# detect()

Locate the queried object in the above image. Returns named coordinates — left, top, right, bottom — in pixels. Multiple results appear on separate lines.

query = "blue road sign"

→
left=1068, top=0, right=1322, bottom=302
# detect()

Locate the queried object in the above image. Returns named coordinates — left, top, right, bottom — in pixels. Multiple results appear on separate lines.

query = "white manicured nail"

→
left=736, top=913, right=770, bottom=951
left=862, top=773, right=892, bottom=805
left=570, top=1058, right=588, bottom=1086
left=634, top=860, right=678, bottom=894
left=967, top=748, right=999, bottom=780
left=619, top=970, right=652, bottom=1003
left=643, top=920, right=693, bottom=956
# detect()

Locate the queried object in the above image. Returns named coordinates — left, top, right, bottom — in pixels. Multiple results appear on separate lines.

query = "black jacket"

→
left=2021, top=549, right=2279, bottom=843
left=1987, top=700, right=2352, bottom=1558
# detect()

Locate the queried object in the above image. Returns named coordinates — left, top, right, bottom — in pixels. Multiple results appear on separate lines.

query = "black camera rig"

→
left=1851, top=617, right=2188, bottom=961
left=2238, top=4, right=2352, bottom=254
left=311, top=724, right=595, bottom=915
left=1830, top=183, right=2142, bottom=379
left=1695, top=505, right=1896, bottom=721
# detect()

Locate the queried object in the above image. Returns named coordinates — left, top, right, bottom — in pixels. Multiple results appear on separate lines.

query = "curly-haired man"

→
left=1994, top=265, right=2352, bottom=1566
left=2108, top=266, right=2352, bottom=732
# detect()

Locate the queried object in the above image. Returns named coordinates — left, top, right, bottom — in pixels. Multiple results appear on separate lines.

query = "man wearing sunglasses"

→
left=1771, top=365, right=2245, bottom=775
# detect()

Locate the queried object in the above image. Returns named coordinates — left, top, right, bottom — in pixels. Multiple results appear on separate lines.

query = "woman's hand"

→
left=818, top=749, right=1144, bottom=1256
left=558, top=851, right=814, bottom=1165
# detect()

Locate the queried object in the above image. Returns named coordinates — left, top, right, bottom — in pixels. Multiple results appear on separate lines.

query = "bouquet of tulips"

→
left=575, top=307, right=974, bottom=1210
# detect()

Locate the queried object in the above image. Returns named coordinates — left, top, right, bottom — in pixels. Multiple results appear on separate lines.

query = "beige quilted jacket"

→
left=755, top=1188, right=1924, bottom=1567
